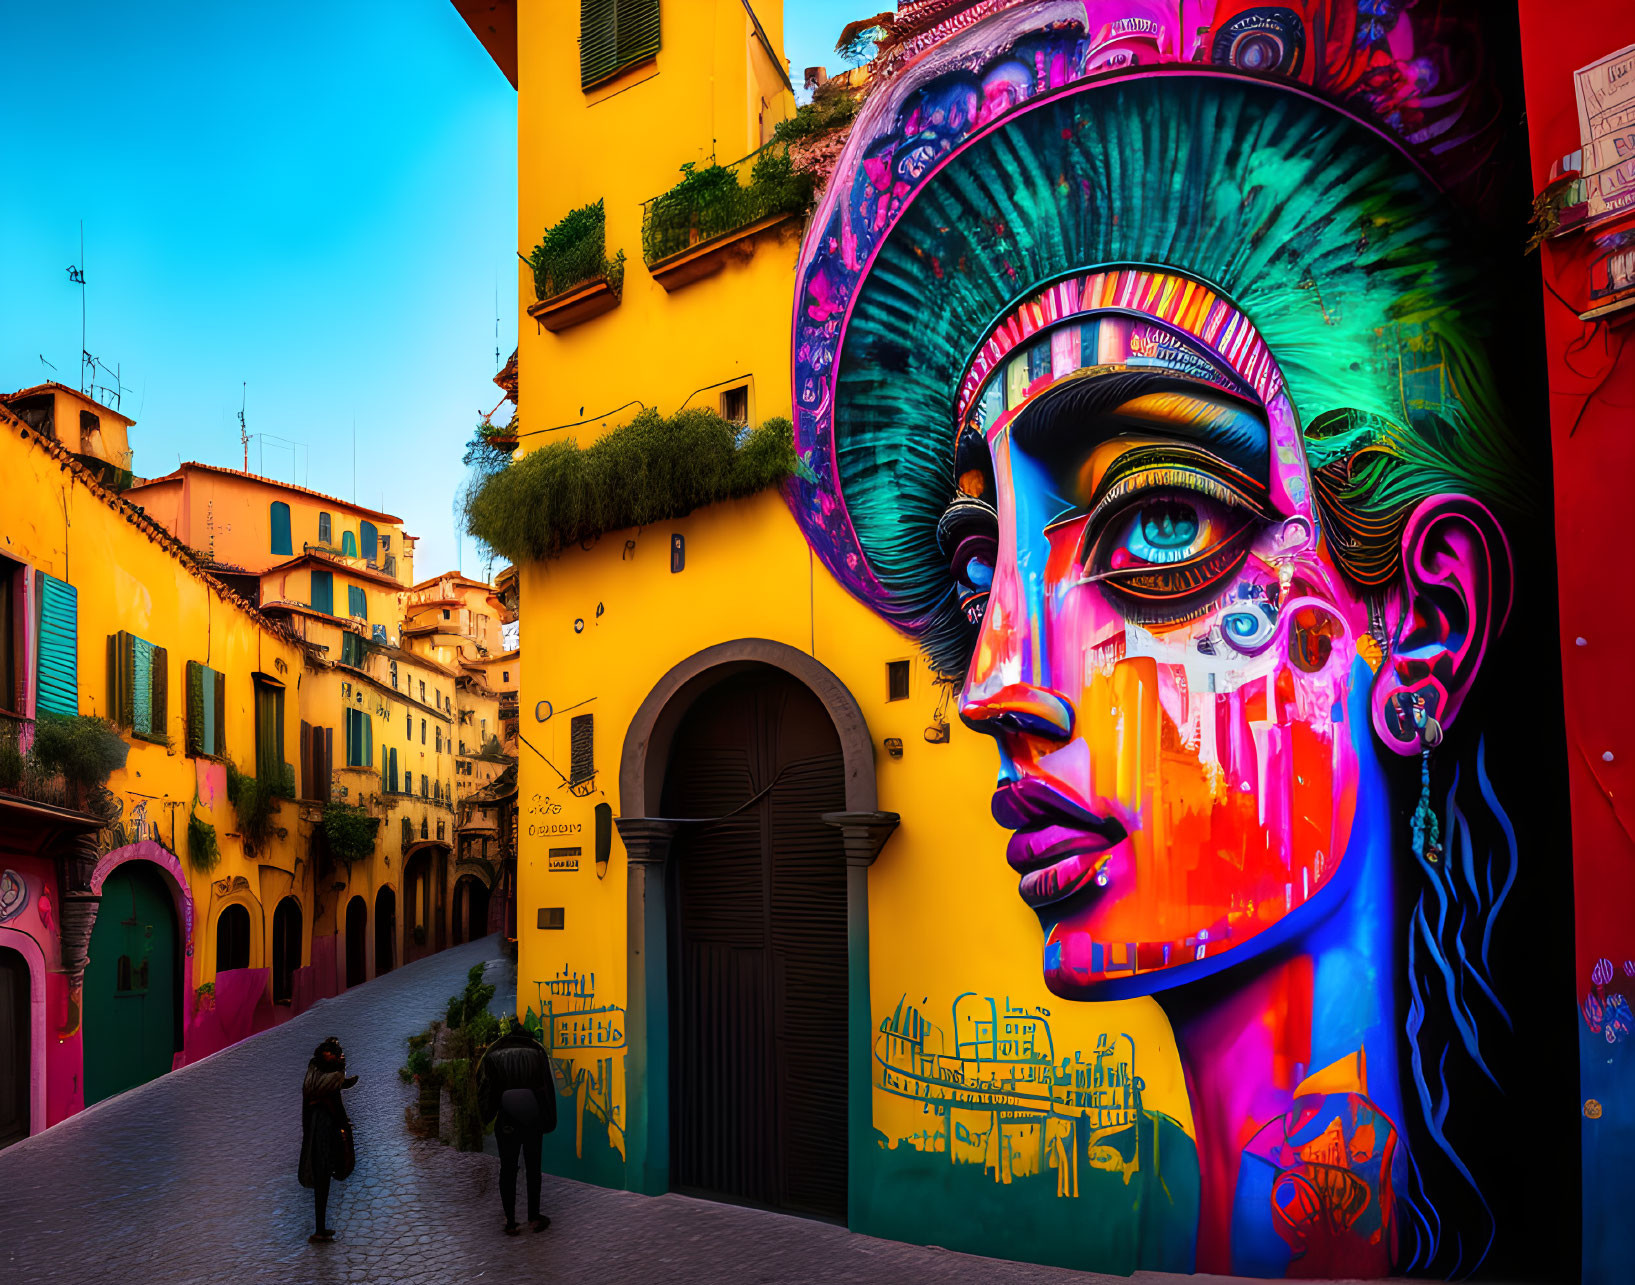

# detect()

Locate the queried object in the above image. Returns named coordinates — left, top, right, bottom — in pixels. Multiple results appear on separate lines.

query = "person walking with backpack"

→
left=477, top=1019, right=557, bottom=1234
left=298, top=1036, right=358, bottom=1243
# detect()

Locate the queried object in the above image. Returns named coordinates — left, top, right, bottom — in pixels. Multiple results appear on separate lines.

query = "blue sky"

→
left=1, top=1, right=865, bottom=578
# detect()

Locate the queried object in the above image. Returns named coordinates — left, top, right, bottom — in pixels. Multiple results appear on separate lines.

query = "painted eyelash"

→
left=1086, top=466, right=1259, bottom=533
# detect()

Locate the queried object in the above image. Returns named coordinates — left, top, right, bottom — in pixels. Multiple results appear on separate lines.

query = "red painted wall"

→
left=1515, top=8, right=1635, bottom=1283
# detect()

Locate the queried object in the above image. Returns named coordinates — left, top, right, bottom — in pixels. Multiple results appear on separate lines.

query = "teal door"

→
left=84, top=864, right=178, bottom=1106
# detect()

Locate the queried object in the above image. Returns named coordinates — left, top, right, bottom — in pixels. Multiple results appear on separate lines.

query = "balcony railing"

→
left=640, top=145, right=813, bottom=269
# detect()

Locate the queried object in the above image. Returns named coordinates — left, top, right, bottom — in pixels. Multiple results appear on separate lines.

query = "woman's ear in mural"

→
left=1370, top=494, right=1514, bottom=755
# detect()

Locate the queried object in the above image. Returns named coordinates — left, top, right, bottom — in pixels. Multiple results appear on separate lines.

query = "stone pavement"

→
left=0, top=936, right=1377, bottom=1285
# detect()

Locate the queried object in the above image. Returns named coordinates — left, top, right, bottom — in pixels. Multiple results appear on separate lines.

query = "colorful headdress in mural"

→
left=788, top=0, right=1522, bottom=676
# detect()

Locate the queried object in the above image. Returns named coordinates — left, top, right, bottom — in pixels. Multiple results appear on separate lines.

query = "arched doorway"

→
left=452, top=875, right=490, bottom=946
left=374, top=886, right=396, bottom=976
left=271, top=898, right=301, bottom=1005
left=345, top=896, right=368, bottom=987
left=0, top=946, right=28, bottom=1148
left=216, top=903, right=250, bottom=972
left=84, top=862, right=179, bottom=1106
left=663, top=667, right=850, bottom=1218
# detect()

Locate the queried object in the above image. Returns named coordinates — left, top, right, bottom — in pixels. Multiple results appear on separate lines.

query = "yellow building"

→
left=454, top=2, right=1194, bottom=1260
left=0, top=389, right=309, bottom=1138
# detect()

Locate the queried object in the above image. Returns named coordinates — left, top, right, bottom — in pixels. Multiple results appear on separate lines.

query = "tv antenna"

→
left=239, top=382, right=249, bottom=470
left=66, top=221, right=88, bottom=392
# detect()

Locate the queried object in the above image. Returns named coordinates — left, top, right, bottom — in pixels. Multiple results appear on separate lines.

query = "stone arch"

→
left=89, top=841, right=197, bottom=1002
left=614, top=639, right=897, bottom=1200
left=0, top=926, right=48, bottom=1138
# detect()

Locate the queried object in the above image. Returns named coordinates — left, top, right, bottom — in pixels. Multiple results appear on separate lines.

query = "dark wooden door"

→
left=0, top=948, right=28, bottom=1148
left=665, top=668, right=849, bottom=1218
left=375, top=886, right=396, bottom=975
left=345, top=897, right=368, bottom=987
left=272, top=898, right=301, bottom=1005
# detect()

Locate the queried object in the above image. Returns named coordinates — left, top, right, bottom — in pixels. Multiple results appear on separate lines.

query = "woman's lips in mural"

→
left=992, top=780, right=1128, bottom=909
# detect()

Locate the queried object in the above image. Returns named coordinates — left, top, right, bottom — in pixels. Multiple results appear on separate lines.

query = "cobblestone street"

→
left=0, top=938, right=1355, bottom=1285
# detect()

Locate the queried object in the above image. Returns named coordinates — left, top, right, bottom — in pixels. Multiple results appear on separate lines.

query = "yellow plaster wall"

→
left=514, top=490, right=1194, bottom=1166
left=2, top=420, right=308, bottom=987
left=516, top=0, right=798, bottom=444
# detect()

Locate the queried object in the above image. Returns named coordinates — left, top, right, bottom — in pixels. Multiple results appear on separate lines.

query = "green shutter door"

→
left=35, top=573, right=78, bottom=716
left=360, top=521, right=378, bottom=561
left=83, top=864, right=178, bottom=1106
left=310, top=570, right=333, bottom=615
left=270, top=502, right=292, bottom=556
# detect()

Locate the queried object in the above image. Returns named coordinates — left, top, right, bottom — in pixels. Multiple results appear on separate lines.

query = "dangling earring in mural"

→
left=1404, top=693, right=1445, bottom=864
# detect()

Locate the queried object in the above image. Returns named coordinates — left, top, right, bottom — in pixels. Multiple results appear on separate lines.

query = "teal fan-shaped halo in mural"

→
left=817, top=71, right=1512, bottom=675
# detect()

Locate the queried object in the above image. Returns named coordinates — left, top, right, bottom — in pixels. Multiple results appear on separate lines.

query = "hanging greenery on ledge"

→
left=641, top=145, right=814, bottom=266
left=527, top=199, right=625, bottom=305
left=771, top=92, right=861, bottom=146
left=187, top=812, right=220, bottom=873
left=225, top=759, right=293, bottom=855
left=464, top=409, right=796, bottom=563
left=322, top=800, right=380, bottom=867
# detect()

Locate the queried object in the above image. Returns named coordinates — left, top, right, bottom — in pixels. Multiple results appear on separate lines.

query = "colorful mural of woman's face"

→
left=950, top=277, right=1508, bottom=1000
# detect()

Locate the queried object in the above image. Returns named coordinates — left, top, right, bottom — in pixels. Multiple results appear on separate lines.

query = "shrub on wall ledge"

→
left=322, top=800, right=380, bottom=867
left=527, top=199, right=625, bottom=304
left=187, top=812, right=220, bottom=873
left=225, top=760, right=293, bottom=855
left=465, top=410, right=796, bottom=563
left=642, top=145, right=815, bottom=265
left=30, top=714, right=130, bottom=794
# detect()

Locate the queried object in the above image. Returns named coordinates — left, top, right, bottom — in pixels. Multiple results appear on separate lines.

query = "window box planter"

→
left=527, top=200, right=626, bottom=333
left=646, top=209, right=800, bottom=291
left=526, top=274, right=622, bottom=331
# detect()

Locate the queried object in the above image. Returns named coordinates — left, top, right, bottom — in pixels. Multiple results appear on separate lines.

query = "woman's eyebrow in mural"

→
left=1011, top=371, right=1271, bottom=484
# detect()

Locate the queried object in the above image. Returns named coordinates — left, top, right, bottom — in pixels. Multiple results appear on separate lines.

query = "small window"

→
left=185, top=661, right=227, bottom=757
left=580, top=0, right=661, bottom=88
left=217, top=903, right=251, bottom=972
left=0, top=556, right=18, bottom=713
left=254, top=679, right=286, bottom=782
left=570, top=713, right=594, bottom=786
left=80, top=408, right=101, bottom=437
left=404, top=769, right=413, bottom=795
left=340, top=631, right=367, bottom=669
left=390, top=660, right=398, bottom=689
left=887, top=660, right=911, bottom=702
left=419, top=680, right=426, bottom=701
left=360, top=520, right=378, bottom=562
left=310, top=568, right=334, bottom=615
left=720, top=385, right=749, bottom=426
left=442, top=608, right=450, bottom=620
left=270, top=501, right=292, bottom=556
left=109, top=632, right=169, bottom=740
left=502, top=671, right=509, bottom=683
left=421, top=718, right=427, bottom=745
left=348, top=585, right=368, bottom=621
left=435, top=726, right=442, bottom=753
left=318, top=512, right=332, bottom=545
left=380, top=533, right=390, bottom=551
left=345, top=707, right=373, bottom=768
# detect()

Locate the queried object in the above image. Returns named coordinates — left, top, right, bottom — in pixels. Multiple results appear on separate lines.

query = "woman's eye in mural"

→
left=1078, top=484, right=1261, bottom=625
left=1120, top=498, right=1204, bottom=565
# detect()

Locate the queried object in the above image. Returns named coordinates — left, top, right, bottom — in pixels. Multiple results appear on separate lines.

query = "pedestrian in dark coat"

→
left=298, top=1036, right=358, bottom=1242
left=476, top=1020, right=558, bottom=1234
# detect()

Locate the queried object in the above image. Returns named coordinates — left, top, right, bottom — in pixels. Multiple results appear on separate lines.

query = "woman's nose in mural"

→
left=959, top=681, right=1074, bottom=742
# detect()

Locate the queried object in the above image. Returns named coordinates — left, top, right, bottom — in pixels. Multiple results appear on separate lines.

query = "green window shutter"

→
left=186, top=661, right=204, bottom=756
left=364, top=712, right=373, bottom=769
left=347, top=585, right=367, bottom=620
left=270, top=502, right=292, bottom=556
left=617, top=0, right=661, bottom=70
left=580, top=0, right=618, bottom=87
left=341, top=531, right=357, bottom=558
left=150, top=646, right=168, bottom=736
left=35, top=573, right=78, bottom=716
left=310, top=569, right=333, bottom=616
left=212, top=669, right=226, bottom=756
left=360, top=521, right=378, bottom=561
left=131, top=636, right=153, bottom=734
left=302, top=720, right=313, bottom=796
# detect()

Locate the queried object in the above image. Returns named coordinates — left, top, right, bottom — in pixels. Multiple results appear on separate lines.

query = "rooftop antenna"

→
left=352, top=415, right=357, bottom=502
left=38, top=355, right=56, bottom=379
left=66, top=221, right=86, bottom=392
left=494, top=272, right=501, bottom=369
left=239, top=382, right=249, bottom=470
